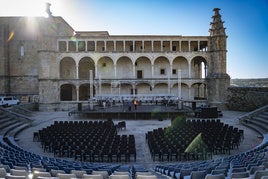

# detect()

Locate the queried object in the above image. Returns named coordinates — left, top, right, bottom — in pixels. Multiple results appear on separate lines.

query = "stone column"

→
left=114, top=64, right=117, bottom=78
left=99, top=74, right=102, bottom=96
left=76, top=87, right=79, bottom=101
left=76, top=64, right=79, bottom=79
left=66, top=40, right=69, bottom=52
left=133, top=61, right=136, bottom=78
left=188, top=60, right=191, bottom=78
left=188, top=86, right=191, bottom=100
left=104, top=40, right=107, bottom=51
left=151, top=65, right=154, bottom=78
left=95, top=63, right=98, bottom=79
left=188, top=41, right=190, bottom=52
left=132, top=84, right=136, bottom=95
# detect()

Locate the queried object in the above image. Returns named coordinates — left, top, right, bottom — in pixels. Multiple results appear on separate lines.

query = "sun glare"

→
left=0, top=0, right=61, bottom=17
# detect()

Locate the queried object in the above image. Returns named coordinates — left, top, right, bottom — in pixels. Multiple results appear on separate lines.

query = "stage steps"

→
left=239, top=105, right=268, bottom=135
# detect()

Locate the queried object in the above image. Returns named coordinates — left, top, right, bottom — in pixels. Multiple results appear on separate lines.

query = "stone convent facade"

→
left=0, top=7, right=230, bottom=111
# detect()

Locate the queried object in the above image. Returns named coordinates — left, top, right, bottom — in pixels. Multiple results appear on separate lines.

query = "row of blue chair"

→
left=155, top=134, right=268, bottom=179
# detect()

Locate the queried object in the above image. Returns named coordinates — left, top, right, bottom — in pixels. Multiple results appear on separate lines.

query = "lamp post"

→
left=178, top=69, right=182, bottom=109
left=99, top=73, right=102, bottom=96
left=89, top=70, right=93, bottom=110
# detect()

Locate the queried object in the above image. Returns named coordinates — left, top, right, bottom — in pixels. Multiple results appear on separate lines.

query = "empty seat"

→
left=135, top=172, right=152, bottom=176
left=262, top=162, right=268, bottom=169
left=230, top=167, right=246, bottom=173
left=82, top=174, right=103, bottom=179
left=92, top=171, right=109, bottom=179
left=71, top=170, right=87, bottom=178
left=110, top=175, right=130, bottom=179
left=174, top=168, right=192, bottom=179
left=50, top=169, right=65, bottom=177
left=6, top=176, right=26, bottom=179
left=14, top=166, right=28, bottom=171
left=186, top=170, right=206, bottom=179
left=205, top=174, right=225, bottom=179
left=253, top=170, right=268, bottom=179
left=32, top=171, right=52, bottom=179
left=250, top=166, right=265, bottom=175
left=136, top=175, right=157, bottom=179
left=211, top=169, right=227, bottom=176
left=0, top=168, right=7, bottom=178
left=32, top=168, right=47, bottom=173
left=57, top=173, right=76, bottom=179
left=10, top=169, right=28, bottom=177
left=0, top=165, right=10, bottom=173
left=261, top=177, right=268, bottom=179
left=113, top=172, right=129, bottom=175
left=230, top=171, right=250, bottom=179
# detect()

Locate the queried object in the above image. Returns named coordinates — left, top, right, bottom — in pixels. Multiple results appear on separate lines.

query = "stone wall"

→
left=227, top=87, right=268, bottom=111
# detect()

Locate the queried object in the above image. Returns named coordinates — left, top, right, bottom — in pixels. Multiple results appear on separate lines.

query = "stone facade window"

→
left=19, top=44, right=25, bottom=59
left=78, top=41, right=85, bottom=51
left=68, top=41, right=76, bottom=52
left=58, top=41, right=66, bottom=52
left=160, top=69, right=165, bottom=75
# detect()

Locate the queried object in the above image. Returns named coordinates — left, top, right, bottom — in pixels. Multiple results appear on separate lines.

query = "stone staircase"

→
left=0, top=107, right=33, bottom=139
left=239, top=105, right=268, bottom=135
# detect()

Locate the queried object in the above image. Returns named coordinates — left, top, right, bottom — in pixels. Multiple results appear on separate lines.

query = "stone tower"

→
left=207, top=8, right=230, bottom=109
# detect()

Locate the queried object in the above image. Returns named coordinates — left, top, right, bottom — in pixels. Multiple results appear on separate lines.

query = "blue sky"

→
left=1, top=0, right=268, bottom=79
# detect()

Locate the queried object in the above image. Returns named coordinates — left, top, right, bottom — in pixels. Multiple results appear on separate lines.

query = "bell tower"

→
left=207, top=8, right=230, bottom=109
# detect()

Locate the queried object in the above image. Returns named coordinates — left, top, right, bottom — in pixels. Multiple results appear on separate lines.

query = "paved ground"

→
left=16, top=105, right=263, bottom=173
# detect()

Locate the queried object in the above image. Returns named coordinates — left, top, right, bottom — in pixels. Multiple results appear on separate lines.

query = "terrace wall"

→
left=227, top=87, right=268, bottom=111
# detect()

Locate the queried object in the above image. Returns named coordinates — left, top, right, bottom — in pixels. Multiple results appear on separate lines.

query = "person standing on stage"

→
left=133, top=99, right=137, bottom=110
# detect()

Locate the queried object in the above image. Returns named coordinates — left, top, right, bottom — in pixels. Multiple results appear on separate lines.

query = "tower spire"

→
left=210, top=8, right=226, bottom=36
left=45, top=2, right=52, bottom=17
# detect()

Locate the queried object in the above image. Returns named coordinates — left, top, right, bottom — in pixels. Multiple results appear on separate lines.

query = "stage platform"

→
left=70, top=104, right=185, bottom=120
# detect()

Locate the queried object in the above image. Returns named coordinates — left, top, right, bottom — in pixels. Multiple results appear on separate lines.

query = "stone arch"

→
left=135, top=56, right=152, bottom=79
left=98, top=56, right=114, bottom=79
left=172, top=56, right=189, bottom=78
left=120, top=83, right=132, bottom=95
left=79, top=57, right=95, bottom=79
left=171, top=83, right=190, bottom=100
left=60, top=57, right=76, bottom=79
left=60, top=84, right=76, bottom=101
left=100, top=83, right=112, bottom=95
left=191, top=82, right=207, bottom=100
left=116, top=56, right=133, bottom=78
left=79, top=83, right=95, bottom=101
left=191, top=56, right=207, bottom=78
left=153, top=83, right=168, bottom=95
left=136, top=82, right=151, bottom=95
left=154, top=56, right=170, bottom=78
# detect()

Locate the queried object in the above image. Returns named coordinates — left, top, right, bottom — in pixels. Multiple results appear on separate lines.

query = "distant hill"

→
left=230, top=78, right=268, bottom=87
